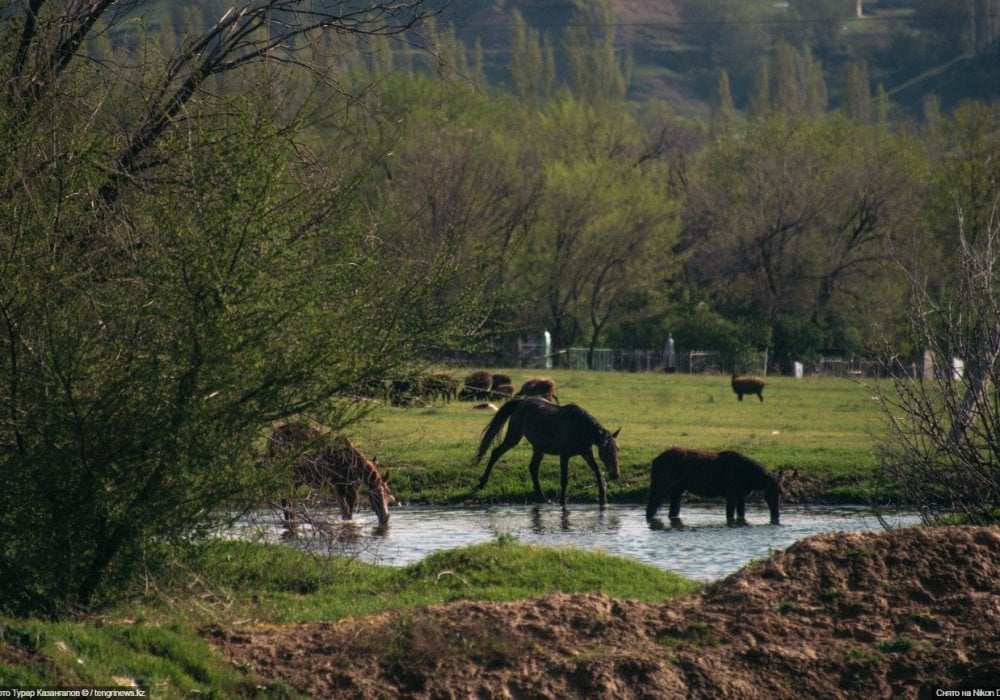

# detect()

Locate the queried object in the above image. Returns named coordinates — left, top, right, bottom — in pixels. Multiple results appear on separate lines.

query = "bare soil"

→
left=205, top=526, right=1000, bottom=698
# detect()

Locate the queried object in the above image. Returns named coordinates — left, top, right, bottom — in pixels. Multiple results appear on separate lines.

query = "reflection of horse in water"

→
left=473, top=397, right=620, bottom=508
left=268, top=424, right=391, bottom=529
left=646, top=447, right=786, bottom=526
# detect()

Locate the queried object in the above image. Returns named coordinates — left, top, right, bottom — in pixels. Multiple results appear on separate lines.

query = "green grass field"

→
left=355, top=369, right=885, bottom=504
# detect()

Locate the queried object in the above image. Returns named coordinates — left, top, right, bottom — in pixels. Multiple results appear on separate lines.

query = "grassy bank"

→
left=0, top=538, right=698, bottom=694
left=356, top=369, right=884, bottom=504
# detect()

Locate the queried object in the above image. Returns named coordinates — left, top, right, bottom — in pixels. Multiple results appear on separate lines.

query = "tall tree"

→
left=510, top=98, right=679, bottom=361
left=562, top=0, right=629, bottom=104
left=710, top=68, right=736, bottom=135
left=841, top=61, right=871, bottom=123
left=925, top=102, right=1000, bottom=275
left=800, top=46, right=829, bottom=116
left=874, top=211, right=1000, bottom=526
left=510, top=9, right=549, bottom=105
left=0, top=0, right=476, bottom=615
left=682, top=115, right=927, bottom=361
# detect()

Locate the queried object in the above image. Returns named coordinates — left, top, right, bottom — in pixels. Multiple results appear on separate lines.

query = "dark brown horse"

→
left=731, top=372, right=765, bottom=402
left=269, top=424, right=391, bottom=528
left=646, top=447, right=786, bottom=526
left=473, top=397, right=620, bottom=507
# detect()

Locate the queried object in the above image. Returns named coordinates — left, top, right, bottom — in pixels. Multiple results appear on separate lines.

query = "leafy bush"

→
left=873, top=214, right=1000, bottom=525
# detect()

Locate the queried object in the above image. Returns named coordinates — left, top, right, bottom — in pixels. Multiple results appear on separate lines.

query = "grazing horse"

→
left=268, top=424, right=391, bottom=528
left=646, top=447, right=786, bottom=526
left=731, top=372, right=765, bottom=402
left=473, top=397, right=620, bottom=507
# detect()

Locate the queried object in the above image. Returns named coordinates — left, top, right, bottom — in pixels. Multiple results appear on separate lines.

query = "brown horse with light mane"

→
left=514, top=377, right=558, bottom=403
left=646, top=446, right=787, bottom=526
left=268, top=424, right=391, bottom=528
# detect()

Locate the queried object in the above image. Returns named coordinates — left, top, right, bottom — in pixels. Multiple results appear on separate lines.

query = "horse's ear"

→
left=612, top=427, right=621, bottom=439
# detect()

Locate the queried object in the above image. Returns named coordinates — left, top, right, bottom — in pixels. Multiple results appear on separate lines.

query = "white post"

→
left=544, top=331, right=552, bottom=370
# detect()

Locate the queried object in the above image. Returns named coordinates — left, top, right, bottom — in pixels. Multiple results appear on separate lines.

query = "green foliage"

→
left=872, top=209, right=1000, bottom=526
left=506, top=95, right=680, bottom=355
left=2, top=0, right=994, bottom=621
left=0, top=2, right=492, bottom=617
left=0, top=617, right=280, bottom=695
left=877, top=635, right=915, bottom=653
left=683, top=113, right=926, bottom=359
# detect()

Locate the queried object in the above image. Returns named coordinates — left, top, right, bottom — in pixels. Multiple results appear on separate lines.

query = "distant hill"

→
left=446, top=0, right=1000, bottom=119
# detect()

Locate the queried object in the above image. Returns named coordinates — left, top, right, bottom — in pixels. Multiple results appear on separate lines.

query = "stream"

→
left=234, top=502, right=919, bottom=582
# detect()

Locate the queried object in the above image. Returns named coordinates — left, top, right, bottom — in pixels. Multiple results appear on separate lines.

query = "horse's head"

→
left=373, top=458, right=397, bottom=505
left=598, top=428, right=622, bottom=480
left=767, top=469, right=796, bottom=525
left=368, top=476, right=392, bottom=526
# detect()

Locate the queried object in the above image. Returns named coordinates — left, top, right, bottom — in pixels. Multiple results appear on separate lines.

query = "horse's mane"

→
left=564, top=403, right=611, bottom=440
left=331, top=441, right=384, bottom=486
left=720, top=450, right=779, bottom=490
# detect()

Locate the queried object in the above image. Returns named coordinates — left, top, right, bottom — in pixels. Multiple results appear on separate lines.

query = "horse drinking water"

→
left=269, top=424, right=392, bottom=529
left=473, top=397, right=620, bottom=507
left=646, top=446, right=786, bottom=526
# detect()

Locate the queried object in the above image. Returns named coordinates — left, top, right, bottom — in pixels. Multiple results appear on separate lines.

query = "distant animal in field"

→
left=491, top=373, right=512, bottom=389
left=514, top=377, right=558, bottom=403
left=421, top=372, right=460, bottom=403
left=490, top=383, right=514, bottom=400
left=489, top=373, right=514, bottom=401
left=731, top=372, right=766, bottom=402
left=646, top=446, right=787, bottom=526
left=268, top=424, right=391, bottom=528
left=460, top=370, right=494, bottom=401
left=473, top=397, right=620, bottom=508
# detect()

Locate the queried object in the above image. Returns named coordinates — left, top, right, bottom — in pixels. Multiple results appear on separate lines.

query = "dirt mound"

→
left=206, top=526, right=1000, bottom=698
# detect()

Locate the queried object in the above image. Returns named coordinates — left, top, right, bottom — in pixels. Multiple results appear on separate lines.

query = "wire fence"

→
left=435, top=342, right=888, bottom=377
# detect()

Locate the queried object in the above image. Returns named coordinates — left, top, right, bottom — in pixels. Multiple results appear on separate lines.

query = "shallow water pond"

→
left=236, top=503, right=919, bottom=582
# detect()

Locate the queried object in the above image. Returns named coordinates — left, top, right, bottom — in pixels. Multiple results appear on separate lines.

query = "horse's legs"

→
left=281, top=497, right=297, bottom=531
left=646, top=487, right=664, bottom=520
left=725, top=498, right=739, bottom=527
left=668, top=489, right=683, bottom=526
left=735, top=495, right=748, bottom=526
left=557, top=454, right=570, bottom=507
left=579, top=450, right=608, bottom=508
left=528, top=449, right=546, bottom=502
left=335, top=484, right=357, bottom=520
left=476, top=432, right=523, bottom=489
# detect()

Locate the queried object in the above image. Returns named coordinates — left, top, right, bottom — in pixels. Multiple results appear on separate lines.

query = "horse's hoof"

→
left=736, top=518, right=749, bottom=527
left=669, top=517, right=683, bottom=528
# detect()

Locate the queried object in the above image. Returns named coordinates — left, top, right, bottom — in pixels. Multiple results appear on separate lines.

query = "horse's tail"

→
left=473, top=398, right=522, bottom=465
